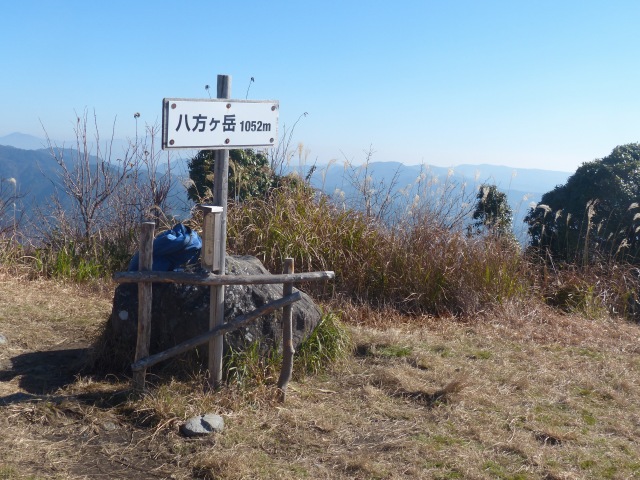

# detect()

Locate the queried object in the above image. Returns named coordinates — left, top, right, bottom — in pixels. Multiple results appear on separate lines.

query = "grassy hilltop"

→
left=1, top=181, right=640, bottom=479
left=1, top=273, right=639, bottom=479
left=2, top=136, right=640, bottom=478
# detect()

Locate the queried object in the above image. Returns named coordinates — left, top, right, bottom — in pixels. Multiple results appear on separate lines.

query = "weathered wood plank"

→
left=114, top=270, right=335, bottom=285
left=209, top=283, right=225, bottom=389
left=277, top=258, right=295, bottom=402
left=133, top=222, right=155, bottom=392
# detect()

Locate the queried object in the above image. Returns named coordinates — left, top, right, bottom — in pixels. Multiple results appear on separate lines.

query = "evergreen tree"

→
left=525, top=143, right=640, bottom=263
left=472, top=184, right=513, bottom=237
left=187, top=149, right=274, bottom=203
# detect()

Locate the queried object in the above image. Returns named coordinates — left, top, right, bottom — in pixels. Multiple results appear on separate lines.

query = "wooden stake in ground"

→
left=133, top=222, right=155, bottom=392
left=277, top=258, right=295, bottom=402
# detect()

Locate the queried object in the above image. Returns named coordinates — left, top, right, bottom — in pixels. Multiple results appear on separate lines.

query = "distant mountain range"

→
left=1, top=133, right=572, bottom=240
left=0, top=134, right=188, bottom=223
left=305, top=160, right=569, bottom=204
left=300, top=160, right=570, bottom=238
left=0, top=144, right=65, bottom=213
left=0, top=143, right=189, bottom=226
left=0, top=132, right=50, bottom=150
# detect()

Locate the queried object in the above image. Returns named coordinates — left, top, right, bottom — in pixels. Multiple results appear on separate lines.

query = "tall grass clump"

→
left=0, top=234, right=26, bottom=275
left=525, top=195, right=640, bottom=322
left=227, top=177, right=527, bottom=316
left=529, top=252, right=640, bottom=321
left=227, top=179, right=387, bottom=299
left=394, top=219, right=526, bottom=314
left=0, top=231, right=136, bottom=282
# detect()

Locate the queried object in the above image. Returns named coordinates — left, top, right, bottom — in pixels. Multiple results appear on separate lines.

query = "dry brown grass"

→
left=1, top=279, right=640, bottom=479
left=0, top=276, right=111, bottom=370
left=226, top=185, right=528, bottom=317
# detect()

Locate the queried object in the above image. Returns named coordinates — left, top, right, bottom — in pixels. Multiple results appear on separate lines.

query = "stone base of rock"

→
left=97, top=255, right=322, bottom=374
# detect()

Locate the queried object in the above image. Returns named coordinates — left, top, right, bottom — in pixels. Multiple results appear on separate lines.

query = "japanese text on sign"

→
left=162, top=99, right=279, bottom=150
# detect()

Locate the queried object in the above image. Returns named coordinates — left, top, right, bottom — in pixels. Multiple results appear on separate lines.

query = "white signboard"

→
left=162, top=98, right=279, bottom=150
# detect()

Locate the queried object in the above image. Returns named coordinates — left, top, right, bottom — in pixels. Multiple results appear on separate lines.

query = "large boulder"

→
left=104, top=255, right=322, bottom=372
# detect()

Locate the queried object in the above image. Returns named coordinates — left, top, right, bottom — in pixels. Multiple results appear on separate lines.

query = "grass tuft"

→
left=294, top=310, right=352, bottom=376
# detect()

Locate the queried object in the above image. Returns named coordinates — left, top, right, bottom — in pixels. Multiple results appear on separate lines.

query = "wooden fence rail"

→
left=114, top=270, right=334, bottom=286
left=114, top=222, right=334, bottom=397
left=131, top=291, right=302, bottom=372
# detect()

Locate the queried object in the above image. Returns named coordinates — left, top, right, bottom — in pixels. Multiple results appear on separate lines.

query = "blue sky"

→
left=2, top=0, right=640, bottom=172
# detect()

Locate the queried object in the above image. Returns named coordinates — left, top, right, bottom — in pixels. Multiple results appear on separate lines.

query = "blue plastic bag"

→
left=128, top=223, right=202, bottom=271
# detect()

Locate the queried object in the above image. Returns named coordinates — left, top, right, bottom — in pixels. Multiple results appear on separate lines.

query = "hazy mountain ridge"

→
left=1, top=135, right=572, bottom=237
left=0, top=145, right=63, bottom=212
left=0, top=132, right=49, bottom=150
left=305, top=160, right=569, bottom=197
left=301, top=160, right=571, bottom=235
left=1, top=132, right=572, bottom=195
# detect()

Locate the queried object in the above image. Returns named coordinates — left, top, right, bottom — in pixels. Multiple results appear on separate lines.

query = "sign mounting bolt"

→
left=171, top=103, right=176, bottom=109
left=226, top=103, right=231, bottom=109
left=169, top=139, right=175, bottom=145
left=225, top=139, right=230, bottom=144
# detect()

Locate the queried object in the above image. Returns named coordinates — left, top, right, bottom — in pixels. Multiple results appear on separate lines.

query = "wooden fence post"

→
left=277, top=258, right=295, bottom=402
left=133, top=222, right=155, bottom=392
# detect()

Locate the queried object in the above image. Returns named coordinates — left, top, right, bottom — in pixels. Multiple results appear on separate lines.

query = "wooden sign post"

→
left=209, top=74, right=231, bottom=388
left=161, top=74, right=279, bottom=389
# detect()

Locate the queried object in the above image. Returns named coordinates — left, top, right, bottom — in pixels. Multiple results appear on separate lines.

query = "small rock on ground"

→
left=180, top=413, right=224, bottom=437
